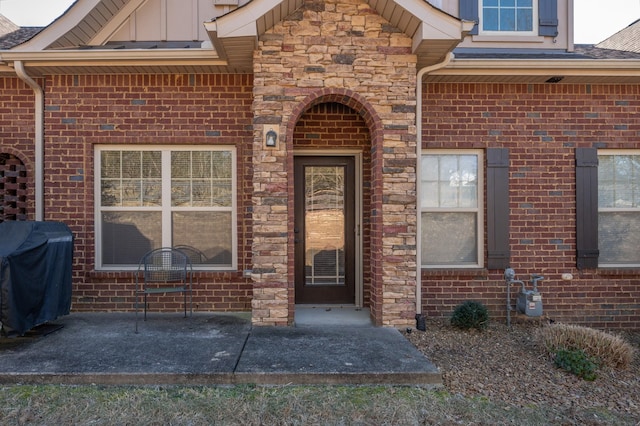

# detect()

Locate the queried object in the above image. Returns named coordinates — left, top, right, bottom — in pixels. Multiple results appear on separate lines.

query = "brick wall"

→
left=0, top=77, right=37, bottom=220
left=421, top=82, right=640, bottom=329
left=43, top=74, right=255, bottom=312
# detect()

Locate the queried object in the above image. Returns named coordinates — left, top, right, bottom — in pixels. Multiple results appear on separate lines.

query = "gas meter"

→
left=516, top=275, right=543, bottom=317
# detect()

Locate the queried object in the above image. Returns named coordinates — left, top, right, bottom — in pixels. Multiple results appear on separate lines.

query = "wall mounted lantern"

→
left=265, top=128, right=278, bottom=147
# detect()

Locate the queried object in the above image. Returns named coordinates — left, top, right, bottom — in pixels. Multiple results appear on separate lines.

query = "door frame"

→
left=293, top=149, right=363, bottom=307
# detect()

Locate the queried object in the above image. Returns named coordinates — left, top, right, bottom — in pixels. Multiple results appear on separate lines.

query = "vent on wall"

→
left=545, top=76, right=564, bottom=83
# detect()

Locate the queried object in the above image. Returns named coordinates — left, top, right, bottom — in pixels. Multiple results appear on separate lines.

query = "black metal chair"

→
left=173, top=244, right=208, bottom=265
left=135, top=247, right=193, bottom=332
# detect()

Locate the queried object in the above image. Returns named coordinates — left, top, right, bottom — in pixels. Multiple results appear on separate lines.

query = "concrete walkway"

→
left=0, top=312, right=441, bottom=386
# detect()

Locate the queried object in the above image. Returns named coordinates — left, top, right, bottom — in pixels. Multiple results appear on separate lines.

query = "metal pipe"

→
left=14, top=61, right=44, bottom=221
left=415, top=52, right=454, bottom=326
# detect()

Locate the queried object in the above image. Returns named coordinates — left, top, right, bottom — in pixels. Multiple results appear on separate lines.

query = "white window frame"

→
left=420, top=150, right=484, bottom=269
left=597, top=149, right=640, bottom=268
left=479, top=0, right=538, bottom=36
left=94, top=145, right=237, bottom=271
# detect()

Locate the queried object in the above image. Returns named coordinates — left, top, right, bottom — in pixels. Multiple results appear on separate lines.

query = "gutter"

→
left=415, top=52, right=454, bottom=327
left=13, top=61, right=44, bottom=221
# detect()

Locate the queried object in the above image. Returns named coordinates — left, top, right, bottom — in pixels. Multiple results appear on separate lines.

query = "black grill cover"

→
left=0, top=221, right=73, bottom=335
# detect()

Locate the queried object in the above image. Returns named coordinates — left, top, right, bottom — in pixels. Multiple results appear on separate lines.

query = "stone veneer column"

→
left=251, top=0, right=418, bottom=327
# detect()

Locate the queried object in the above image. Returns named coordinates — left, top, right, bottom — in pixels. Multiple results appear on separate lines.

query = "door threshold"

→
left=294, top=305, right=372, bottom=327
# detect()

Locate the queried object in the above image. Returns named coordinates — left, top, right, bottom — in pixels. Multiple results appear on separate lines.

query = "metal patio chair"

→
left=135, top=247, right=193, bottom=333
left=174, top=244, right=208, bottom=265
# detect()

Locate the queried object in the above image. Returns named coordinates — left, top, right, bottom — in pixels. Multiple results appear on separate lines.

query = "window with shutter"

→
left=421, top=150, right=484, bottom=268
left=597, top=151, right=640, bottom=267
left=459, top=0, right=558, bottom=37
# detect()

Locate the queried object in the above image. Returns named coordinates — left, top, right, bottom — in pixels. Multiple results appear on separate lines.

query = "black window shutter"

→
left=487, top=148, right=510, bottom=269
left=538, top=0, right=559, bottom=37
left=459, top=0, right=479, bottom=35
left=575, top=148, right=599, bottom=269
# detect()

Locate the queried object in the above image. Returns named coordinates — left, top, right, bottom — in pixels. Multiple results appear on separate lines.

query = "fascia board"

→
left=1, top=49, right=223, bottom=66
left=12, top=0, right=103, bottom=51
left=396, top=0, right=466, bottom=39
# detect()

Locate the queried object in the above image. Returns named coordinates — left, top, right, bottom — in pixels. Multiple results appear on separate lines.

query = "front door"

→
left=294, top=156, right=355, bottom=304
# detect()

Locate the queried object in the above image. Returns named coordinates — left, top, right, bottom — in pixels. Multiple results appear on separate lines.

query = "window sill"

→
left=421, top=268, right=488, bottom=278
left=597, top=268, right=640, bottom=277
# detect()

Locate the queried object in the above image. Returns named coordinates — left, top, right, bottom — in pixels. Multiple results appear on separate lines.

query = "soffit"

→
left=207, top=0, right=471, bottom=70
left=424, top=58, right=640, bottom=84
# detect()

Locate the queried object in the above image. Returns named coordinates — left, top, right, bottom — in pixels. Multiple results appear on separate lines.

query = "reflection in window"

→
left=421, top=152, right=483, bottom=267
left=598, top=152, right=640, bottom=266
left=481, top=0, right=534, bottom=33
left=97, top=147, right=236, bottom=269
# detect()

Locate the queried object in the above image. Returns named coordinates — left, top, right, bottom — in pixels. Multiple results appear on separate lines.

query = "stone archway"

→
left=250, top=0, right=418, bottom=327
left=286, top=89, right=384, bottom=324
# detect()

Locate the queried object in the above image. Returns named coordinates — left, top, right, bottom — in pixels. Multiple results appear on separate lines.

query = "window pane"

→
left=172, top=211, right=233, bottom=266
left=500, top=8, right=516, bottom=31
left=172, top=151, right=232, bottom=207
left=101, top=151, right=161, bottom=207
left=102, top=211, right=161, bottom=265
left=142, top=151, right=161, bottom=178
left=599, top=154, right=640, bottom=208
left=101, top=151, right=121, bottom=179
left=422, top=181, right=439, bottom=208
left=599, top=212, right=640, bottom=265
left=172, top=152, right=191, bottom=179
left=423, top=154, right=478, bottom=209
left=122, top=151, right=142, bottom=179
left=517, top=9, right=533, bottom=31
left=101, top=180, right=121, bottom=206
left=598, top=156, right=615, bottom=208
left=422, top=212, right=478, bottom=264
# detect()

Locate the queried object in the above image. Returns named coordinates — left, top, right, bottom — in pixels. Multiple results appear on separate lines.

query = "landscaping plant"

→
left=450, top=301, right=489, bottom=331
left=539, top=323, right=635, bottom=369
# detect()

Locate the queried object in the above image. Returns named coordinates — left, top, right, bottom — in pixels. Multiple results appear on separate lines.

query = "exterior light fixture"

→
left=265, top=128, right=277, bottom=147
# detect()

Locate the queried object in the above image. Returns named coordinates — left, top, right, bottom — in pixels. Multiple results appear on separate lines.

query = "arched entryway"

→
left=286, top=92, right=383, bottom=324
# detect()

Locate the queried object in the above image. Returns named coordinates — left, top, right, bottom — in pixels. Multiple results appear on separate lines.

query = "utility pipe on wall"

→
left=14, top=60, right=44, bottom=221
left=415, top=52, right=454, bottom=320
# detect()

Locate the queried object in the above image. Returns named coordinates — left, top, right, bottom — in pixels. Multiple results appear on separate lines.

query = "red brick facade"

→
left=421, top=82, right=640, bottom=329
left=34, top=74, right=254, bottom=312
left=1, top=1, right=639, bottom=330
left=2, top=78, right=639, bottom=328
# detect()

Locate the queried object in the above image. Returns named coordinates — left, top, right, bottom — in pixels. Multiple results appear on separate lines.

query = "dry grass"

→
left=538, top=323, right=636, bottom=368
left=0, top=384, right=559, bottom=425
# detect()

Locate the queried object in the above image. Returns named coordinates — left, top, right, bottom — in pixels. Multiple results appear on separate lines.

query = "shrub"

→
left=450, top=301, right=489, bottom=331
left=539, top=323, right=635, bottom=369
left=553, top=348, right=598, bottom=381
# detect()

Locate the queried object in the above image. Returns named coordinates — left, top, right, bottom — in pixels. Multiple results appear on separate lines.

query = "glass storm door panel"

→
left=294, top=157, right=355, bottom=304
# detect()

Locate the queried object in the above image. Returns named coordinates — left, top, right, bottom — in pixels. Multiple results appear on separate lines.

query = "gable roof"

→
left=596, top=19, right=640, bottom=54
left=0, top=0, right=472, bottom=74
left=0, top=15, right=43, bottom=50
left=1, top=0, right=639, bottom=83
left=205, top=0, right=473, bottom=69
